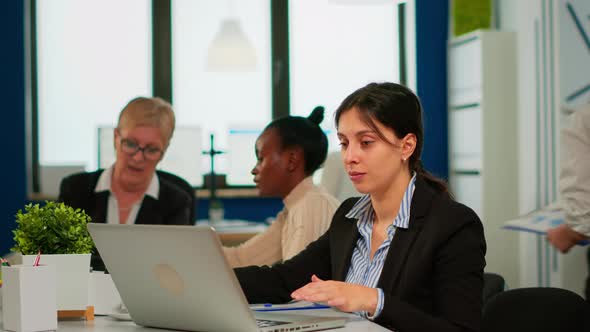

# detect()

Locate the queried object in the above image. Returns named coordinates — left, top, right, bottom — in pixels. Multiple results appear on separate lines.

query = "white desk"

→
left=197, top=220, right=268, bottom=246
left=1, top=308, right=391, bottom=332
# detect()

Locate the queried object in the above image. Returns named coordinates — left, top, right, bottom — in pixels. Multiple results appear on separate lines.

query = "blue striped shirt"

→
left=344, top=173, right=416, bottom=319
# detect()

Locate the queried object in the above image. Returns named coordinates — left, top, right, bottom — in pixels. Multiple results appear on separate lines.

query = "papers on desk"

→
left=503, top=202, right=590, bottom=246
left=196, top=219, right=268, bottom=234
left=250, top=301, right=330, bottom=312
left=250, top=302, right=366, bottom=323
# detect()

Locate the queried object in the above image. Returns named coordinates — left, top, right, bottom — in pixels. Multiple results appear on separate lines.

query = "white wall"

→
left=496, top=0, right=589, bottom=295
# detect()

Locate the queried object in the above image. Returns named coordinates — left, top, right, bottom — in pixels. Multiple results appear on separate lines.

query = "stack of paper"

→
left=503, top=202, right=589, bottom=246
left=503, top=202, right=565, bottom=235
left=250, top=301, right=330, bottom=312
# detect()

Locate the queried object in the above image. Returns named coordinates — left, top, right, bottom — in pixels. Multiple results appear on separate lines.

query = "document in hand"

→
left=503, top=202, right=589, bottom=245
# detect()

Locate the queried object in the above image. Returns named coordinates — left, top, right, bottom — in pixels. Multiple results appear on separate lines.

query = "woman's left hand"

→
left=290, top=275, right=378, bottom=314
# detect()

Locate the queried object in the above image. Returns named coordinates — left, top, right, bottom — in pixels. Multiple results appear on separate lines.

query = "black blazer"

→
left=58, top=169, right=194, bottom=270
left=235, top=176, right=486, bottom=332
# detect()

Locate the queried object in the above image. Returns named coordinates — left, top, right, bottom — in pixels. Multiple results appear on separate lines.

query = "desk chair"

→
left=483, top=272, right=506, bottom=304
left=482, top=287, right=590, bottom=332
left=157, top=170, right=196, bottom=224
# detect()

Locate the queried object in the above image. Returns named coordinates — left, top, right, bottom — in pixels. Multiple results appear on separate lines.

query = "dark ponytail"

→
left=265, top=107, right=328, bottom=176
left=307, top=106, right=325, bottom=125
left=335, top=82, right=450, bottom=195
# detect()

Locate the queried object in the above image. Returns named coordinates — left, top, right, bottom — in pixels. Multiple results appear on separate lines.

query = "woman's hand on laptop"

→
left=290, top=274, right=378, bottom=315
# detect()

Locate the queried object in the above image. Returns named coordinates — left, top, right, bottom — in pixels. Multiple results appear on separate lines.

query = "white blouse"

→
left=560, top=104, right=590, bottom=236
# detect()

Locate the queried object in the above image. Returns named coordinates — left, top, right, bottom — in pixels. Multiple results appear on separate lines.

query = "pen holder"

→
left=2, top=265, right=57, bottom=332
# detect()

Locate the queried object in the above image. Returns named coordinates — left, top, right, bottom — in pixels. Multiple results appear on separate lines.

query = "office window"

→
left=172, top=0, right=271, bottom=186
left=32, top=1, right=404, bottom=192
left=289, top=0, right=400, bottom=151
left=36, top=0, right=152, bottom=171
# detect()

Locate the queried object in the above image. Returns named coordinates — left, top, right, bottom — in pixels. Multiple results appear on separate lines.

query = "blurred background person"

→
left=59, top=96, right=194, bottom=271
left=547, top=103, right=590, bottom=300
left=223, top=107, right=340, bottom=267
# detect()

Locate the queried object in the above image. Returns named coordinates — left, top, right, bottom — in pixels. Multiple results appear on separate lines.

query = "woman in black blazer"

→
left=58, top=97, right=193, bottom=271
left=235, top=82, right=486, bottom=331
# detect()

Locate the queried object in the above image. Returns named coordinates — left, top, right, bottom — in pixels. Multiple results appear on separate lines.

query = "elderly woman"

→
left=59, top=97, right=194, bottom=271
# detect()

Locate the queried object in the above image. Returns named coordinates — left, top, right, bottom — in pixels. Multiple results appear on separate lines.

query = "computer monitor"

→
left=226, top=126, right=263, bottom=186
left=40, top=164, right=86, bottom=197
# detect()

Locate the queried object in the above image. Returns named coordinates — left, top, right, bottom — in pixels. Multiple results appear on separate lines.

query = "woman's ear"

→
left=113, top=128, right=120, bottom=150
left=400, top=133, right=417, bottom=161
left=286, top=147, right=303, bottom=172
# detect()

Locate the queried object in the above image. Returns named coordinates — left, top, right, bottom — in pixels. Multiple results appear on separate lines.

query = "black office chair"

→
left=483, top=272, right=506, bottom=304
left=156, top=170, right=196, bottom=224
left=482, top=287, right=590, bottom=332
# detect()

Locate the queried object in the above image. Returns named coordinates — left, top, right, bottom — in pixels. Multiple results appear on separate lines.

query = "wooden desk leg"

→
left=85, top=306, right=95, bottom=321
left=57, top=306, right=94, bottom=321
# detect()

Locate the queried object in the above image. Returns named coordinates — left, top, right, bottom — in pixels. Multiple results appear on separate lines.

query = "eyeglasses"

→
left=119, top=138, right=163, bottom=161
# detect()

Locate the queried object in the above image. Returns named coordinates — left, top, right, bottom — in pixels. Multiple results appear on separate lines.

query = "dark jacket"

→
left=58, top=169, right=193, bottom=271
left=235, top=176, right=486, bottom=332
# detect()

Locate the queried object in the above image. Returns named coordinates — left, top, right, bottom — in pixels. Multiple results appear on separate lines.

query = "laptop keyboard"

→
left=256, top=319, right=289, bottom=328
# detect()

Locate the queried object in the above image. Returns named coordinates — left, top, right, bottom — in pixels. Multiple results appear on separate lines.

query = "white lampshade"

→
left=206, top=18, right=257, bottom=72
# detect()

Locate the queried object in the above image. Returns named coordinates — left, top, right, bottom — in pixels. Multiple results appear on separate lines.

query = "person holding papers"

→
left=235, top=82, right=486, bottom=331
left=58, top=97, right=193, bottom=271
left=223, top=108, right=340, bottom=267
left=547, top=104, right=590, bottom=300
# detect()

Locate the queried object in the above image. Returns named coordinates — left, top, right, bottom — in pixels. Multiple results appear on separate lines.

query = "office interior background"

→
left=1, top=0, right=590, bottom=296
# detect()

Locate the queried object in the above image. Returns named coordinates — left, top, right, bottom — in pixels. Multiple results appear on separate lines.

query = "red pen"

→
left=33, top=249, right=41, bottom=266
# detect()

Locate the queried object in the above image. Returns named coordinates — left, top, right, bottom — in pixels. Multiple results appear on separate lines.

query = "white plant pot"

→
left=20, top=253, right=91, bottom=311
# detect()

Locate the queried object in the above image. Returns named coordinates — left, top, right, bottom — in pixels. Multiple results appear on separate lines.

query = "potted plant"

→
left=12, top=201, right=94, bottom=311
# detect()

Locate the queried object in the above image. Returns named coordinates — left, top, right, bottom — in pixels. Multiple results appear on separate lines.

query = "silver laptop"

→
left=87, top=223, right=346, bottom=332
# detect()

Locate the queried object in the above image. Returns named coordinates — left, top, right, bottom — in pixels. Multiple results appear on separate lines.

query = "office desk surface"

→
left=0, top=308, right=391, bottom=331
left=199, top=220, right=268, bottom=246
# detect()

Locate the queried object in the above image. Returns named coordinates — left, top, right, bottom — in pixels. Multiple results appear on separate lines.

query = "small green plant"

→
left=12, top=201, right=94, bottom=255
